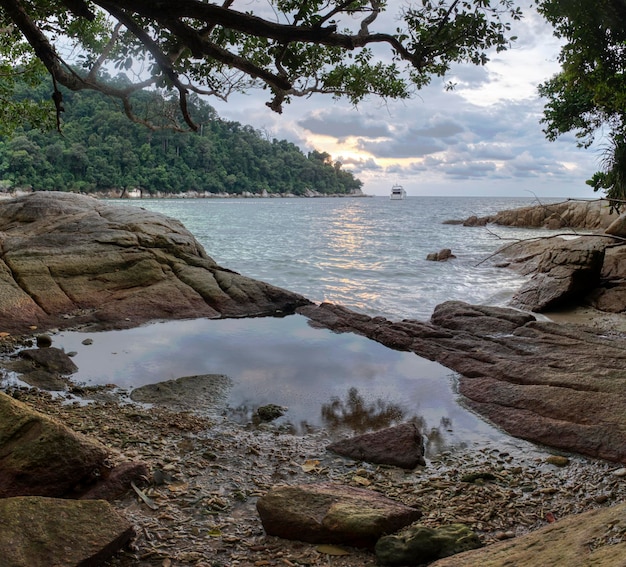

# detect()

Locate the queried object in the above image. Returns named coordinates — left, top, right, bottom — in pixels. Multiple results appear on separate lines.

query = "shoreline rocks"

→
left=0, top=192, right=310, bottom=334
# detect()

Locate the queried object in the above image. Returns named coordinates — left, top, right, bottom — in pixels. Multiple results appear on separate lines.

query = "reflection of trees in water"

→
left=321, top=387, right=411, bottom=434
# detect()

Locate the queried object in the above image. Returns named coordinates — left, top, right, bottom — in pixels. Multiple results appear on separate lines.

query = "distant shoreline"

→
left=0, top=188, right=372, bottom=200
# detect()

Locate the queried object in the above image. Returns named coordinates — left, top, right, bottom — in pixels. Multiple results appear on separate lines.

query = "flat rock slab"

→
left=256, top=482, right=422, bottom=548
left=0, top=192, right=310, bottom=334
left=298, top=301, right=626, bottom=463
left=430, top=502, right=626, bottom=567
left=0, top=496, right=133, bottom=567
left=327, top=423, right=425, bottom=469
left=130, top=374, right=232, bottom=412
left=0, top=391, right=109, bottom=497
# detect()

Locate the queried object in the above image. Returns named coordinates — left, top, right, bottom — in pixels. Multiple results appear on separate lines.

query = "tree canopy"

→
left=536, top=0, right=626, bottom=205
left=0, top=0, right=522, bottom=130
left=0, top=76, right=363, bottom=195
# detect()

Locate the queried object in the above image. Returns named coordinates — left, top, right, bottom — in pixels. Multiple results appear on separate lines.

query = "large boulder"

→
left=299, top=301, right=626, bottom=463
left=430, top=502, right=626, bottom=567
left=327, top=423, right=426, bottom=469
left=0, top=192, right=310, bottom=334
left=256, top=483, right=422, bottom=548
left=0, top=391, right=109, bottom=497
left=0, top=496, right=133, bottom=567
left=507, top=236, right=606, bottom=312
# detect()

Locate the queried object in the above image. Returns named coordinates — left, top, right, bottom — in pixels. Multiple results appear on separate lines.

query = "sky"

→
left=207, top=4, right=603, bottom=198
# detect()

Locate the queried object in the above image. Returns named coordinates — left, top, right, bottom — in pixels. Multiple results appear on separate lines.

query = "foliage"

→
left=0, top=77, right=363, bottom=195
left=536, top=0, right=626, bottom=206
left=0, top=0, right=522, bottom=129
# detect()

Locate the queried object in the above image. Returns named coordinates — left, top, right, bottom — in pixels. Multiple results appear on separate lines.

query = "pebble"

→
left=612, top=468, right=626, bottom=477
left=81, top=338, right=93, bottom=345
left=545, top=455, right=570, bottom=467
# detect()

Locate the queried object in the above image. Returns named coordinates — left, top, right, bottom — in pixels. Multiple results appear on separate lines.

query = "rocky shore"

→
left=1, top=192, right=625, bottom=566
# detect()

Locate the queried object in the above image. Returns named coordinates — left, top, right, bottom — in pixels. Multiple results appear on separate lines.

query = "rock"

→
left=79, top=461, right=150, bottom=501
left=0, top=496, right=133, bottom=567
left=375, top=524, right=483, bottom=566
left=256, top=482, right=422, bottom=548
left=298, top=301, right=626, bottom=463
left=0, top=391, right=109, bottom=497
left=35, top=334, right=52, bottom=348
left=426, top=248, right=456, bottom=261
left=18, top=346, right=78, bottom=374
left=129, top=374, right=232, bottom=412
left=545, top=455, right=570, bottom=467
left=508, top=236, right=606, bottom=312
left=605, top=213, right=626, bottom=237
left=255, top=404, right=286, bottom=422
left=326, top=423, right=425, bottom=469
left=430, top=502, right=626, bottom=567
left=459, top=199, right=618, bottom=230
left=0, top=192, right=310, bottom=334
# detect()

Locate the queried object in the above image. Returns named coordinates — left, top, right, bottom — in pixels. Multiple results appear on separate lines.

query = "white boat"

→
left=390, top=184, right=406, bottom=200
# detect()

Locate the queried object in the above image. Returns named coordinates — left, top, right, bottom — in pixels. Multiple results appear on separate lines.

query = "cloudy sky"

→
left=209, top=4, right=601, bottom=198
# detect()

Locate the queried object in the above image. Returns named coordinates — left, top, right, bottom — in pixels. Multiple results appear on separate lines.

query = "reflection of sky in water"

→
left=54, top=314, right=511, bottom=453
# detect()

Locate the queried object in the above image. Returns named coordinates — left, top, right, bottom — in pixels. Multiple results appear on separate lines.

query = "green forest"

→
left=0, top=77, right=363, bottom=197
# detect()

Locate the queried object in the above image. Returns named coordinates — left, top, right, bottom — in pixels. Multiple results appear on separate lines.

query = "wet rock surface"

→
left=298, top=301, right=626, bottom=464
left=0, top=496, right=133, bottom=567
left=0, top=192, right=310, bottom=334
left=327, top=423, right=426, bottom=469
left=256, top=482, right=422, bottom=548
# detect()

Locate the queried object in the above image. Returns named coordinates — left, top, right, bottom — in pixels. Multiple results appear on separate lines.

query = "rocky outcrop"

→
left=426, top=248, right=456, bottom=261
left=0, top=192, right=310, bottom=334
left=0, top=496, right=133, bottom=567
left=463, top=199, right=619, bottom=230
left=298, top=301, right=626, bottom=463
left=506, top=236, right=606, bottom=312
left=327, top=423, right=425, bottom=469
left=256, top=483, right=422, bottom=548
left=430, top=501, right=626, bottom=567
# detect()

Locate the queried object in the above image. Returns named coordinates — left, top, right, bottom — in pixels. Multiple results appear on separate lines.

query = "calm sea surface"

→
left=51, top=196, right=565, bottom=455
left=115, top=195, right=562, bottom=320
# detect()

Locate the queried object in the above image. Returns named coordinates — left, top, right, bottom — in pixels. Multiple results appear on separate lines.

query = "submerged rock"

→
left=256, top=482, right=422, bottom=548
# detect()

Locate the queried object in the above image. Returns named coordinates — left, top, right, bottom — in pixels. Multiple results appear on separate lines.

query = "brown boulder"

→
left=508, top=236, right=606, bottom=312
left=0, top=192, right=310, bottom=334
left=327, top=423, right=425, bottom=469
left=0, top=496, right=133, bottom=567
left=256, top=482, right=422, bottom=548
left=0, top=392, right=109, bottom=497
left=430, top=502, right=626, bottom=567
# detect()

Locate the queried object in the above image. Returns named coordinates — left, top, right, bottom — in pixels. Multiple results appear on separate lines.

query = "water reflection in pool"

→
left=54, top=314, right=506, bottom=455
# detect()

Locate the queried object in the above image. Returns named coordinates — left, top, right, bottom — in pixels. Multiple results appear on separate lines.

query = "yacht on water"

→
left=390, top=184, right=406, bottom=200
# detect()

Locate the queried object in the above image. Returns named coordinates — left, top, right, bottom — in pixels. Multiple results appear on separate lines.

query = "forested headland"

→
left=0, top=77, right=363, bottom=197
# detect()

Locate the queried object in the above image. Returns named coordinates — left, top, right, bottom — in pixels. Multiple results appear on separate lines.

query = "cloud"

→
left=297, top=109, right=392, bottom=139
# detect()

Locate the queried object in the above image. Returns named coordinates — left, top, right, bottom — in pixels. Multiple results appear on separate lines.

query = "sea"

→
left=51, top=195, right=567, bottom=456
left=115, top=195, right=562, bottom=321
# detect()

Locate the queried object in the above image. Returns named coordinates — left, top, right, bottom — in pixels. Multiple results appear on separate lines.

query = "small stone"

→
left=82, top=338, right=94, bottom=345
left=495, top=531, right=515, bottom=540
left=36, top=334, right=52, bottom=348
left=595, top=494, right=610, bottom=504
left=611, top=467, right=626, bottom=477
left=545, top=455, right=570, bottom=467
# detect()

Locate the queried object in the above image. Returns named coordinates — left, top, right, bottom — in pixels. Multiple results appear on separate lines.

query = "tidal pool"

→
left=54, top=314, right=512, bottom=456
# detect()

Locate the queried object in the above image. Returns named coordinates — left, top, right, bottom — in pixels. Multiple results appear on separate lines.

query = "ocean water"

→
left=116, top=195, right=562, bottom=320
left=50, top=195, right=565, bottom=453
